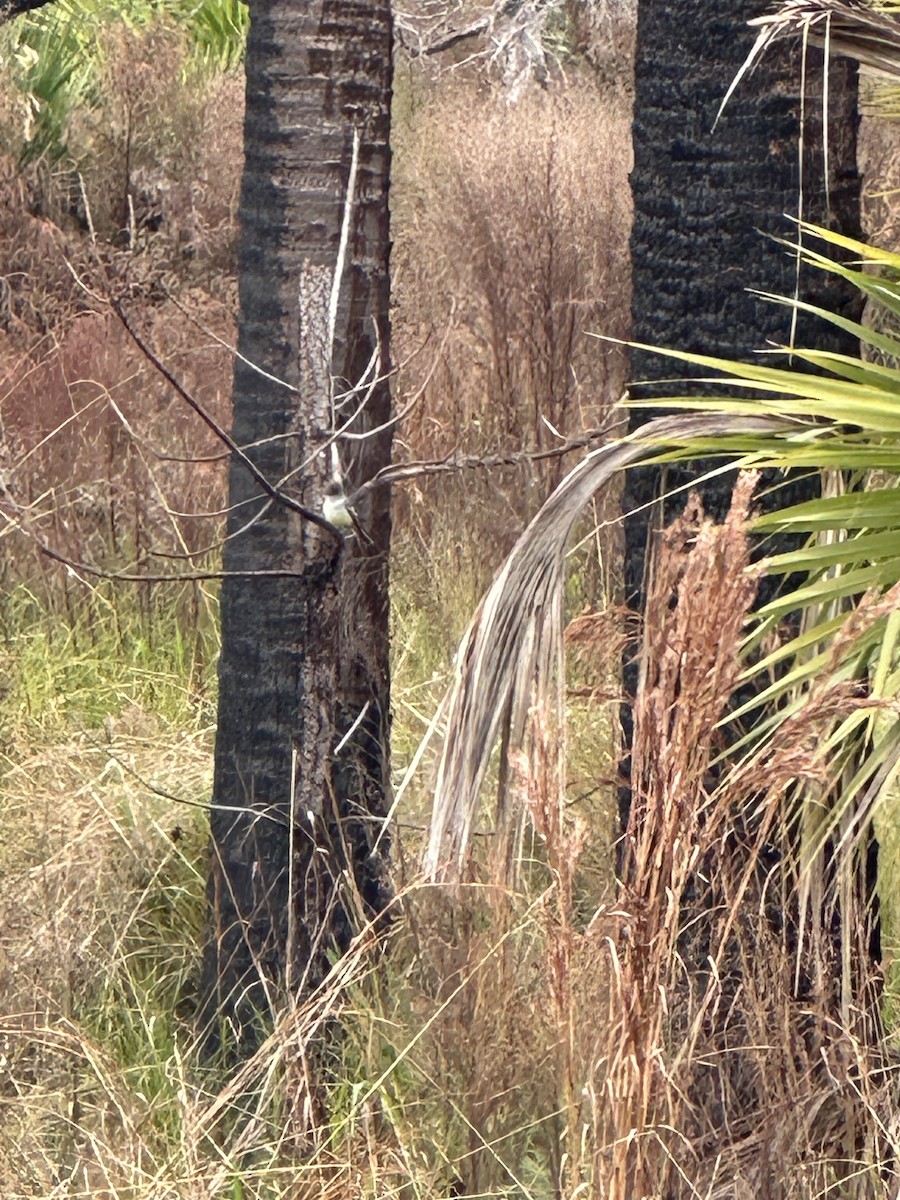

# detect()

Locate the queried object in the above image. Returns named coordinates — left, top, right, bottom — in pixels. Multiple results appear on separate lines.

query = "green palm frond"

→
left=174, top=0, right=248, bottom=73
left=635, top=225, right=900, bottom=873
left=2, top=0, right=247, bottom=164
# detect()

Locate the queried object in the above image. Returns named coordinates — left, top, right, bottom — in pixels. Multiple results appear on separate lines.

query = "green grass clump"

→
left=2, top=0, right=247, bottom=164
left=0, top=582, right=222, bottom=1194
left=0, top=581, right=218, bottom=738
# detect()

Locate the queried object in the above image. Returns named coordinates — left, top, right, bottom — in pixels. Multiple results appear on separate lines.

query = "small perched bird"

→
left=322, top=479, right=373, bottom=546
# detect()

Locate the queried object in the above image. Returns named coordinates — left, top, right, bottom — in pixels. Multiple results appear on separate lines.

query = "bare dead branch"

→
left=352, top=412, right=623, bottom=502
left=402, top=0, right=528, bottom=55
left=82, top=737, right=292, bottom=829
left=111, top=300, right=344, bottom=543
left=34, top=541, right=315, bottom=583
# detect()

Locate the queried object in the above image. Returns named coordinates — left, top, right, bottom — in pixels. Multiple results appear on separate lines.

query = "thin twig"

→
left=111, top=299, right=343, bottom=542
left=352, top=413, right=623, bottom=503
left=79, top=735, right=291, bottom=829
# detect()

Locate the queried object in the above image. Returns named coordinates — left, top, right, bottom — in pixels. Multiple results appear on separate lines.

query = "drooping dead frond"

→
left=424, top=411, right=795, bottom=882
left=725, top=0, right=900, bottom=118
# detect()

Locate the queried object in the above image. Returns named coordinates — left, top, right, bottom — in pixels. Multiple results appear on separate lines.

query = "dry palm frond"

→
left=739, top=1, right=900, bottom=94
left=423, top=411, right=795, bottom=882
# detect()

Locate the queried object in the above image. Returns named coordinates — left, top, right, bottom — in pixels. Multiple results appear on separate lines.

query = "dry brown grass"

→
left=388, top=70, right=635, bottom=871
left=3, top=468, right=895, bottom=1199
left=0, top=48, right=248, bottom=1195
left=0, top=52, right=241, bottom=609
left=411, top=431, right=899, bottom=1197
left=860, top=110, right=900, bottom=258
left=14, top=24, right=244, bottom=281
left=390, top=72, right=632, bottom=607
left=0, top=38, right=641, bottom=1200
left=600, top=479, right=892, bottom=1199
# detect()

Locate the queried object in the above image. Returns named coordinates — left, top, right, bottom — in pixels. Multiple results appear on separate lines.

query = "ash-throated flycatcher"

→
left=322, top=480, right=373, bottom=546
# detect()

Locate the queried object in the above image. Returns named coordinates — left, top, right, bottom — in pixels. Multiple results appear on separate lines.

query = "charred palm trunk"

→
left=620, top=5, right=871, bottom=1195
left=200, top=0, right=393, bottom=1052
left=623, top=1, right=861, bottom=833
left=625, top=0, right=861, bottom=715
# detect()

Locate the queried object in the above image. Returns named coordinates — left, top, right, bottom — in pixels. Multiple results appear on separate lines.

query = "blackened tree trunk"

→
left=626, top=1, right=861, bottom=588
left=623, top=1, right=861, bottom=779
left=0, top=0, right=54, bottom=18
left=618, top=6, right=872, bottom=1195
left=201, top=0, right=393, bottom=1050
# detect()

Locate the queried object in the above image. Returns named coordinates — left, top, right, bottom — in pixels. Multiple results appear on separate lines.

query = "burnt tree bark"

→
left=200, top=0, right=393, bottom=1051
left=617, top=7, right=877, bottom=1195
left=0, top=0, right=54, bottom=18
left=623, top=2, right=862, bottom=785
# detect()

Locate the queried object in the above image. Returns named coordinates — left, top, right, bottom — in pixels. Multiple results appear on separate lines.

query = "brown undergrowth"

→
left=391, top=73, right=632, bottom=613
left=389, top=70, right=633, bottom=853
left=601, top=476, right=892, bottom=1199
left=0, top=17, right=646, bottom=1200
left=0, top=57, right=240, bottom=648
left=2, top=474, right=895, bottom=1199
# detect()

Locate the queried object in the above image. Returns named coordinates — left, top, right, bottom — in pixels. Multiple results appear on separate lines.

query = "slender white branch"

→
left=329, top=126, right=361, bottom=432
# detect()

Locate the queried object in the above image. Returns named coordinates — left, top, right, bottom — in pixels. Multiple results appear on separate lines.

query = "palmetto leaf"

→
left=426, top=223, right=900, bottom=889
left=632, top=230, right=900, bottom=854
left=3, top=0, right=247, bottom=163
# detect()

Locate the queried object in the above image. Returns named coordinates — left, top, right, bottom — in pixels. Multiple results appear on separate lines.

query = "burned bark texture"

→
left=627, top=0, right=861, bottom=581
left=0, top=0, right=54, bottom=20
left=200, top=0, right=393, bottom=1050
left=623, top=0, right=862, bottom=781
left=617, top=9, right=882, bottom=1196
